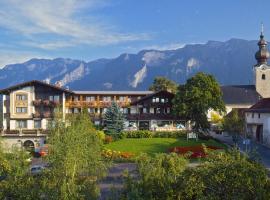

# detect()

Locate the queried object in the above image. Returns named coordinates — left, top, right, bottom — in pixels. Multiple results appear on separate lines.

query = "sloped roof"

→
left=0, top=80, right=74, bottom=94
left=74, top=91, right=153, bottom=95
left=246, top=98, right=270, bottom=113
left=221, top=85, right=261, bottom=105
left=130, top=90, right=174, bottom=105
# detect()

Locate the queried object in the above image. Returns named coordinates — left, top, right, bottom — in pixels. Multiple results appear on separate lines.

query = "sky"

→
left=0, top=0, right=269, bottom=68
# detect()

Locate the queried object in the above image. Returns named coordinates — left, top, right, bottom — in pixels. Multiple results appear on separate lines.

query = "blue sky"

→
left=0, top=0, right=268, bottom=67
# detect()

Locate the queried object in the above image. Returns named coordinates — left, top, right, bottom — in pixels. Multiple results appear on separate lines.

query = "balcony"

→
left=32, top=112, right=42, bottom=118
left=1, top=129, right=49, bottom=136
left=43, top=112, right=53, bottom=118
left=33, top=99, right=60, bottom=107
left=33, top=99, right=42, bottom=106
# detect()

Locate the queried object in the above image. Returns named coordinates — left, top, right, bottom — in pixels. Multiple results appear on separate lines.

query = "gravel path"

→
left=99, top=163, right=137, bottom=200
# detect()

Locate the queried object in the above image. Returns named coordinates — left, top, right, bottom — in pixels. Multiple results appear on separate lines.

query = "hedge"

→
left=120, top=130, right=189, bottom=138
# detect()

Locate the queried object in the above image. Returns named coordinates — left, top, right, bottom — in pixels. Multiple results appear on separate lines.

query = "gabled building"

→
left=0, top=81, right=183, bottom=149
left=245, top=98, right=270, bottom=145
left=0, top=80, right=73, bottom=149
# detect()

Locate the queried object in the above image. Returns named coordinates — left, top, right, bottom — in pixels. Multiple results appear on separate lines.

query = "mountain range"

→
left=0, top=38, right=260, bottom=90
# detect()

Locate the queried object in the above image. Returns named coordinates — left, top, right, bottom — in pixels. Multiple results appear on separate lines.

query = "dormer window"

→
left=262, top=74, right=266, bottom=80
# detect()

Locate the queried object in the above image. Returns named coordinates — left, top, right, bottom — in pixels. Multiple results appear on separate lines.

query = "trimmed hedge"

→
left=120, top=130, right=189, bottom=138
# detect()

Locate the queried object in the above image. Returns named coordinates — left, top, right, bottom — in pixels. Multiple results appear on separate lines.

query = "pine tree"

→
left=104, top=102, right=125, bottom=135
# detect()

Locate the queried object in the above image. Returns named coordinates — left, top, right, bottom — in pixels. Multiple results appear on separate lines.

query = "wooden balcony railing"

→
left=33, top=99, right=60, bottom=107
left=65, top=100, right=130, bottom=108
left=32, top=112, right=53, bottom=118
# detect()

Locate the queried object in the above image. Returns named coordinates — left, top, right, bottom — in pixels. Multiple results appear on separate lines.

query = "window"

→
left=88, top=108, right=95, bottom=113
left=49, top=95, right=60, bottom=102
left=34, top=120, right=41, bottom=129
left=161, top=98, right=165, bottom=103
left=102, top=96, right=111, bottom=101
left=74, top=108, right=79, bottom=113
left=119, top=96, right=125, bottom=101
left=152, top=98, right=156, bottom=103
left=86, top=96, right=95, bottom=101
left=16, top=107, right=27, bottom=113
left=16, top=94, right=27, bottom=100
left=74, top=96, right=79, bottom=101
left=156, top=108, right=161, bottom=114
left=262, top=74, right=266, bottom=80
left=252, top=113, right=254, bottom=118
left=143, top=108, right=147, bottom=113
left=155, top=98, right=160, bottom=103
left=258, top=113, right=261, bottom=118
left=16, top=120, right=27, bottom=128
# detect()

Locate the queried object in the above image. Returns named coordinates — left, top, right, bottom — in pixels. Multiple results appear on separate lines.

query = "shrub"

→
left=104, top=135, right=113, bottom=144
left=120, top=130, right=188, bottom=138
left=96, top=130, right=106, bottom=140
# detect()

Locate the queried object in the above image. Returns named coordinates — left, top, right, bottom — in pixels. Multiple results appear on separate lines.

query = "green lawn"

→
left=105, top=138, right=226, bottom=155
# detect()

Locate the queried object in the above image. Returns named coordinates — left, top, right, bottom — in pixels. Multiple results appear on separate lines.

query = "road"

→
left=210, top=132, right=270, bottom=169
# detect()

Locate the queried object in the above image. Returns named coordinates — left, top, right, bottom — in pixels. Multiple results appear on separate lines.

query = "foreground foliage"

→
left=0, top=110, right=107, bottom=200
left=42, top=110, right=107, bottom=200
left=120, top=149, right=270, bottom=200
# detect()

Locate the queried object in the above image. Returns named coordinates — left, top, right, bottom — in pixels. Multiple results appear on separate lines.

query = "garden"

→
left=103, top=130, right=227, bottom=161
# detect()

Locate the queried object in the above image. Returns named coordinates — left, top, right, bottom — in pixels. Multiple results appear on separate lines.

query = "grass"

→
left=105, top=138, right=226, bottom=156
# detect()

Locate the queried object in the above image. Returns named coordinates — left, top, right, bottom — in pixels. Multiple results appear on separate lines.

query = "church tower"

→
left=255, top=26, right=270, bottom=98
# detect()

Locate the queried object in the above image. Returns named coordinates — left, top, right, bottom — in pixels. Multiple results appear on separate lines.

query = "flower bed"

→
left=169, top=145, right=222, bottom=158
left=102, top=148, right=134, bottom=160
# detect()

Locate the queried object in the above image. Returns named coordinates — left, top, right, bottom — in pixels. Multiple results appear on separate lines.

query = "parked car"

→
left=30, top=165, right=46, bottom=175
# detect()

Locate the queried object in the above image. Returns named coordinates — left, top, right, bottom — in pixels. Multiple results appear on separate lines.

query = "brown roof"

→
left=131, top=90, right=174, bottom=105
left=246, top=98, right=270, bottom=113
left=0, top=80, right=74, bottom=94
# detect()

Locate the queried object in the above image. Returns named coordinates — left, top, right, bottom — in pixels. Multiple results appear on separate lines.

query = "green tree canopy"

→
left=121, top=149, right=270, bottom=200
left=42, top=109, right=107, bottom=199
left=173, top=72, right=225, bottom=131
left=149, top=76, right=178, bottom=93
left=222, top=109, right=245, bottom=145
left=104, top=102, right=125, bottom=135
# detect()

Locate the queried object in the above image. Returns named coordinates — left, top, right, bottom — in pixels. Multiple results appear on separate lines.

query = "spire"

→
left=255, top=24, right=270, bottom=65
left=261, top=22, right=264, bottom=37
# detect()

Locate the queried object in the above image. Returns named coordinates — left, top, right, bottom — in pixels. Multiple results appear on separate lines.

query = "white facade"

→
left=245, top=112, right=270, bottom=146
left=255, top=63, right=270, bottom=98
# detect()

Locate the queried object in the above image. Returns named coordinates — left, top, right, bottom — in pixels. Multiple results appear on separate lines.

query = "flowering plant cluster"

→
left=102, top=148, right=134, bottom=160
left=169, top=145, right=222, bottom=158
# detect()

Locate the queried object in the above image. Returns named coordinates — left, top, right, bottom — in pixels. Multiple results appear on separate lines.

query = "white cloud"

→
left=130, top=65, right=147, bottom=88
left=143, top=43, right=185, bottom=51
left=0, top=0, right=150, bottom=49
left=0, top=50, right=48, bottom=68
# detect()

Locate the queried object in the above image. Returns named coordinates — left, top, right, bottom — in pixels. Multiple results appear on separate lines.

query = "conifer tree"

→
left=104, top=102, right=125, bottom=135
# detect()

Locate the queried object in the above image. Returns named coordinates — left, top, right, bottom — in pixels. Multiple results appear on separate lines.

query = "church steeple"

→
left=255, top=24, right=270, bottom=65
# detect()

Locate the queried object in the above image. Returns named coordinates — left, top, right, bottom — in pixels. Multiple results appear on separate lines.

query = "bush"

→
left=120, top=130, right=188, bottom=138
left=104, top=135, right=113, bottom=144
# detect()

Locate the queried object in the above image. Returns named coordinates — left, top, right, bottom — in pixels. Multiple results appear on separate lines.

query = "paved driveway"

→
left=210, top=132, right=270, bottom=169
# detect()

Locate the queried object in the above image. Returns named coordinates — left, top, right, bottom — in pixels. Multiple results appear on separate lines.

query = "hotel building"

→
left=0, top=80, right=183, bottom=149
